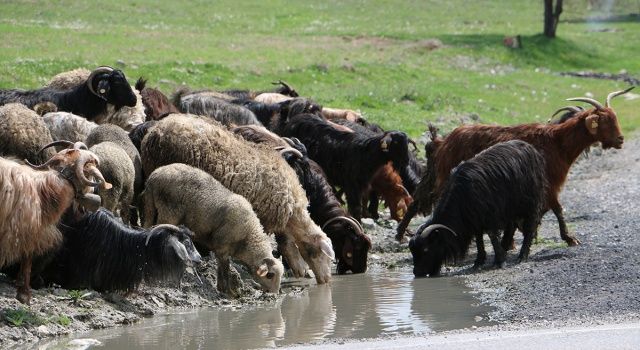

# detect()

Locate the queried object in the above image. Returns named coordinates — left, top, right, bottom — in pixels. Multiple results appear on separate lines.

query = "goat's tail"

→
left=135, top=77, right=147, bottom=92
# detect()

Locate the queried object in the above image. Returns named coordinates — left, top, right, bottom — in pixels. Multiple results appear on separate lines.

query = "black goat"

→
left=41, top=209, right=201, bottom=292
left=409, top=140, right=548, bottom=277
left=223, top=80, right=300, bottom=100
left=281, top=113, right=409, bottom=221
left=0, top=67, right=136, bottom=121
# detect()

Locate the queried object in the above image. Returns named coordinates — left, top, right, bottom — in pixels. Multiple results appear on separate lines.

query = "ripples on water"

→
left=36, top=272, right=492, bottom=350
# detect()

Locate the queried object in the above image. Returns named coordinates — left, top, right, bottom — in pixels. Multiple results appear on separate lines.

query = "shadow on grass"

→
left=565, top=13, right=640, bottom=23
left=436, top=33, right=604, bottom=70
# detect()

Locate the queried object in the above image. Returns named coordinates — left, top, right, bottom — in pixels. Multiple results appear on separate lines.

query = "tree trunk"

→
left=543, top=0, right=563, bottom=38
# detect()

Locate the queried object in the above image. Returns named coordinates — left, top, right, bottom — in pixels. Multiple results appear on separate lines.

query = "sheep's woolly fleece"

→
left=0, top=103, right=56, bottom=164
left=42, top=111, right=98, bottom=143
left=142, top=114, right=306, bottom=233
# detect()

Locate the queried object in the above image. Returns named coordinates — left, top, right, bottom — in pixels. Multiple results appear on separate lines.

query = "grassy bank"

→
left=0, top=0, right=638, bottom=136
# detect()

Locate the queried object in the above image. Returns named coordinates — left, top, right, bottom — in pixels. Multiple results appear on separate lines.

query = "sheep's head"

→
left=253, top=257, right=284, bottom=294
left=322, top=216, right=371, bottom=274
left=29, top=141, right=112, bottom=209
left=380, top=131, right=410, bottom=169
left=87, top=66, right=137, bottom=108
left=567, top=87, right=634, bottom=150
left=409, top=223, right=459, bottom=277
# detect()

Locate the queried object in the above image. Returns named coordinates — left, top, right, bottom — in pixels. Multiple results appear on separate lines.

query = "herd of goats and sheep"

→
left=0, top=66, right=632, bottom=305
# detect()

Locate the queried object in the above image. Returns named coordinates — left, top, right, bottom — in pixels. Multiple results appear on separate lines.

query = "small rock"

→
left=361, top=218, right=376, bottom=229
left=115, top=59, right=126, bottom=67
left=36, top=325, right=50, bottom=335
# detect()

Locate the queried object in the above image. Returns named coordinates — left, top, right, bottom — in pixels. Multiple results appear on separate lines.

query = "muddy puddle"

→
left=34, top=271, right=492, bottom=349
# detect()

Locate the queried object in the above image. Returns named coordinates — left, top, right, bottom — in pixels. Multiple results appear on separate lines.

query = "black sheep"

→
left=409, top=140, right=548, bottom=277
left=41, top=209, right=201, bottom=292
left=282, top=113, right=409, bottom=221
left=0, top=67, right=136, bottom=121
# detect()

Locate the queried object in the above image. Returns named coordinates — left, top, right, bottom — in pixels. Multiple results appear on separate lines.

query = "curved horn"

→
left=408, top=138, right=418, bottom=152
left=418, top=224, right=457, bottom=238
left=566, top=97, right=604, bottom=111
left=276, top=146, right=303, bottom=159
left=73, top=142, right=89, bottom=150
left=86, top=164, right=112, bottom=190
left=282, top=137, right=295, bottom=147
left=38, top=140, right=74, bottom=154
left=551, top=106, right=583, bottom=118
left=86, top=66, right=114, bottom=99
left=606, top=86, right=635, bottom=108
left=75, top=154, right=100, bottom=188
left=25, top=156, right=60, bottom=170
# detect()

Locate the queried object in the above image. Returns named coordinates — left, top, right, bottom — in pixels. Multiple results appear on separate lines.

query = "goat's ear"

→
left=168, top=236, right=189, bottom=262
left=585, top=114, right=599, bottom=135
left=97, top=79, right=110, bottom=97
left=380, top=133, right=392, bottom=152
left=256, top=264, right=269, bottom=277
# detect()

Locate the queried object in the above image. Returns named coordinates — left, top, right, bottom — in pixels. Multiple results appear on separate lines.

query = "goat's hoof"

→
left=16, top=291, right=31, bottom=305
left=472, top=262, right=484, bottom=270
left=566, top=237, right=581, bottom=246
left=494, top=261, right=507, bottom=269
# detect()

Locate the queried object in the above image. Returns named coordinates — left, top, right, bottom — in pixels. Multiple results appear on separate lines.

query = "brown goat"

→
left=367, top=163, right=413, bottom=222
left=397, top=88, right=633, bottom=246
left=135, top=78, right=180, bottom=121
left=0, top=142, right=110, bottom=304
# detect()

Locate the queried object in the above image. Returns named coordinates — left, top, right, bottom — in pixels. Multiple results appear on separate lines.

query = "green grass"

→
left=2, top=307, right=47, bottom=327
left=1, top=0, right=638, bottom=136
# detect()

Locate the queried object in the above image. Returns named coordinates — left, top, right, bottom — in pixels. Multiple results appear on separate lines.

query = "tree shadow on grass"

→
left=436, top=33, right=604, bottom=70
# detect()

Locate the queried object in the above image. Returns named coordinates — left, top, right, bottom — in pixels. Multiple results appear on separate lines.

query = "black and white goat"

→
left=409, top=140, right=548, bottom=277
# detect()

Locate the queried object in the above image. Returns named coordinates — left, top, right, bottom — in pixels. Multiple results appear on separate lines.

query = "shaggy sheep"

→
left=0, top=142, right=110, bottom=303
left=141, top=114, right=334, bottom=283
left=0, top=67, right=137, bottom=121
left=0, top=103, right=56, bottom=164
left=144, top=163, right=284, bottom=295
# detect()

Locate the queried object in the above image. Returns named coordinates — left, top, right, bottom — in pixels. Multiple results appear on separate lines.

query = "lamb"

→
left=366, top=162, right=413, bottom=222
left=0, top=66, right=137, bottom=122
left=0, top=103, right=56, bottom=164
left=397, top=88, right=633, bottom=244
left=0, top=142, right=110, bottom=303
left=40, top=209, right=201, bottom=292
left=409, top=140, right=548, bottom=277
left=143, top=163, right=284, bottom=295
left=281, top=113, right=409, bottom=221
left=46, top=68, right=145, bottom=131
left=232, top=125, right=371, bottom=274
left=141, top=114, right=334, bottom=283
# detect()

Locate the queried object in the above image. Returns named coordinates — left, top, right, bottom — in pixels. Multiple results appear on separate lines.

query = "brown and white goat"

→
left=397, top=88, right=633, bottom=246
left=0, top=141, right=110, bottom=304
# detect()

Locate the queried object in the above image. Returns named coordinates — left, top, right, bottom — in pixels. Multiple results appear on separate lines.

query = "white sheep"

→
left=143, top=163, right=284, bottom=295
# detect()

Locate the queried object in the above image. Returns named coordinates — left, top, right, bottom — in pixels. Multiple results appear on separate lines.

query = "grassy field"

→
left=0, top=0, right=638, bottom=137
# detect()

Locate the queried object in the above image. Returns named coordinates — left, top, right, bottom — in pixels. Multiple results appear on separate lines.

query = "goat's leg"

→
left=518, top=219, right=537, bottom=262
left=216, top=255, right=240, bottom=298
left=489, top=230, right=507, bottom=268
left=16, top=256, right=33, bottom=305
left=345, top=189, right=363, bottom=222
left=395, top=199, right=420, bottom=242
left=275, top=233, right=307, bottom=278
left=551, top=199, right=580, bottom=246
left=366, top=191, right=380, bottom=220
left=472, top=234, right=486, bottom=269
left=501, top=222, right=517, bottom=251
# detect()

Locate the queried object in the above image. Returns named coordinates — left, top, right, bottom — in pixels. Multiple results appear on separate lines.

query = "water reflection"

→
left=35, top=272, right=492, bottom=350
